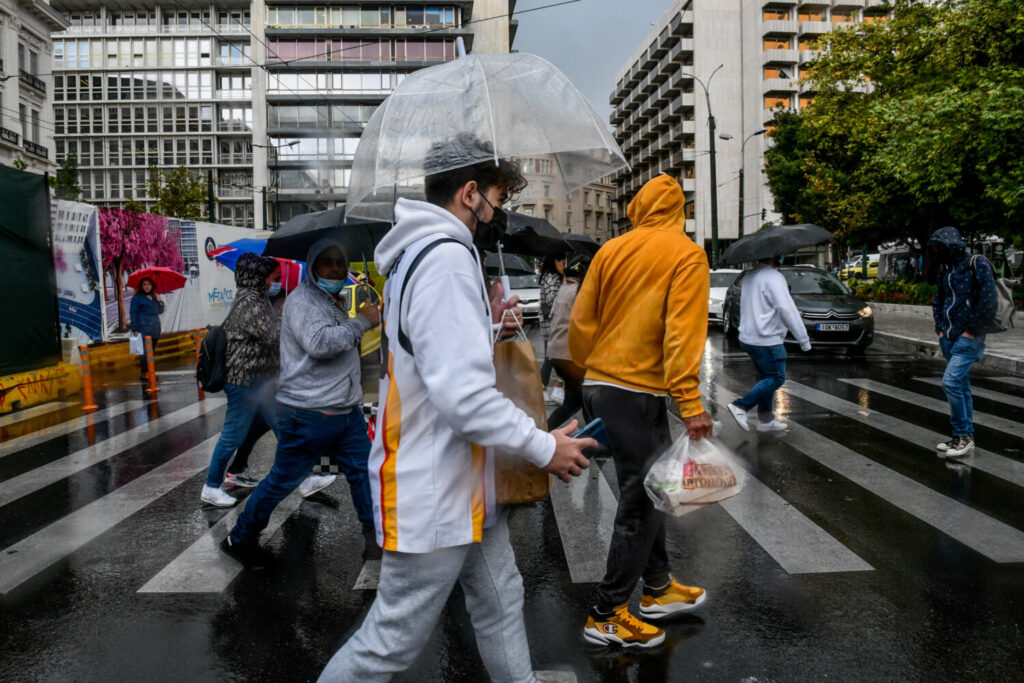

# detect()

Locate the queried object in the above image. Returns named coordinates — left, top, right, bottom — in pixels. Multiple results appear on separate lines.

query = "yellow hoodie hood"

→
left=626, top=174, right=687, bottom=234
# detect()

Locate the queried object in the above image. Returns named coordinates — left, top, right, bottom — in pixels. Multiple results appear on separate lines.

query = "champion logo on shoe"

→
left=601, top=624, right=618, bottom=634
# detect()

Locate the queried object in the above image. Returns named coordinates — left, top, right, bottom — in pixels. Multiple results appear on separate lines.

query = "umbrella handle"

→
left=496, top=240, right=510, bottom=301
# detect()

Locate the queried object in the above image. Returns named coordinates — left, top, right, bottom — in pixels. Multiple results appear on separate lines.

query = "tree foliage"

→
left=50, top=153, right=83, bottom=201
left=146, top=165, right=209, bottom=221
left=764, top=0, right=1024, bottom=249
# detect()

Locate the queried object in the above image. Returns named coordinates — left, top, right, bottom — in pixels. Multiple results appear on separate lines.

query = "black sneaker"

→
left=224, top=470, right=260, bottom=488
left=362, top=527, right=383, bottom=561
left=219, top=536, right=272, bottom=569
left=943, top=436, right=975, bottom=458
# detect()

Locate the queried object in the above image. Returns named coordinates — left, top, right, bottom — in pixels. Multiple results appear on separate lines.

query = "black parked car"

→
left=721, top=266, right=875, bottom=353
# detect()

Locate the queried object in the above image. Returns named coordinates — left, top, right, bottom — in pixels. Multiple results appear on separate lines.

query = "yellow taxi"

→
left=341, top=265, right=384, bottom=357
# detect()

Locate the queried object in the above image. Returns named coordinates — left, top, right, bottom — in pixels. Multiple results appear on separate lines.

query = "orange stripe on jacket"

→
left=470, top=444, right=485, bottom=542
left=379, top=351, right=401, bottom=551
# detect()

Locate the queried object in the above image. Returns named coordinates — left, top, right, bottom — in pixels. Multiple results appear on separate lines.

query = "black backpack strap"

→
left=396, top=238, right=470, bottom=357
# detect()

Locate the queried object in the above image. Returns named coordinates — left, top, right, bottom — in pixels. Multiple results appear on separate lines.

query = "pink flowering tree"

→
left=99, top=207, right=185, bottom=332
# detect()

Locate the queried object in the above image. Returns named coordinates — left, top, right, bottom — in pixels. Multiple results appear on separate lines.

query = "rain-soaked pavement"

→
left=2, top=329, right=1023, bottom=682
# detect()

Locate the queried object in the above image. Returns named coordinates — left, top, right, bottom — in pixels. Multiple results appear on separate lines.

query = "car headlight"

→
left=858, top=306, right=873, bottom=318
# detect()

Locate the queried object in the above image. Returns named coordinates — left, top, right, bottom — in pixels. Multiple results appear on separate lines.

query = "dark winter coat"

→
left=129, top=292, right=164, bottom=341
left=929, top=226, right=999, bottom=340
left=224, top=253, right=281, bottom=387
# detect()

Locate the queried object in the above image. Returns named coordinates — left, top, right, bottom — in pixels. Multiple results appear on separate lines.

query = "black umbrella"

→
left=483, top=252, right=534, bottom=274
left=264, top=205, right=392, bottom=262
left=563, top=232, right=601, bottom=258
left=498, top=212, right=570, bottom=257
left=719, top=223, right=834, bottom=266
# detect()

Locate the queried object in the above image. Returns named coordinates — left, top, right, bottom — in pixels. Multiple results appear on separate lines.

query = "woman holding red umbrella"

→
left=129, top=278, right=164, bottom=378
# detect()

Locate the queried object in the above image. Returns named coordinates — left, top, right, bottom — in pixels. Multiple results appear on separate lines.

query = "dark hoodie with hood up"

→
left=928, top=226, right=998, bottom=340
left=224, top=252, right=281, bottom=387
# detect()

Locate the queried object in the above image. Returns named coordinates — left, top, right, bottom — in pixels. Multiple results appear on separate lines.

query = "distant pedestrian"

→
left=220, top=238, right=381, bottom=566
left=201, top=254, right=282, bottom=507
left=538, top=255, right=565, bottom=397
left=570, top=174, right=711, bottom=649
left=727, top=256, right=811, bottom=433
left=129, top=277, right=163, bottom=378
left=546, top=255, right=590, bottom=429
left=927, top=226, right=999, bottom=458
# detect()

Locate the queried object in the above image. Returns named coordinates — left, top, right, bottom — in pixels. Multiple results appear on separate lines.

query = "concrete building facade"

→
left=0, top=0, right=67, bottom=174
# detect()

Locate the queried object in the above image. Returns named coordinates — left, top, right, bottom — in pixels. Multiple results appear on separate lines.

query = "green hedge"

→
left=850, top=280, right=937, bottom=306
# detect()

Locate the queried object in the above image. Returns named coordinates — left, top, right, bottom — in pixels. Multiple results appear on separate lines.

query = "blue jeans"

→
left=205, top=380, right=279, bottom=487
left=230, top=404, right=374, bottom=546
left=940, top=334, right=986, bottom=438
left=735, top=343, right=787, bottom=421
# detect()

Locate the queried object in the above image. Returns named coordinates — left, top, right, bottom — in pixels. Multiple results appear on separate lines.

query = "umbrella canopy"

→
left=719, top=224, right=834, bottom=266
left=497, top=212, right=570, bottom=257
left=127, top=267, right=186, bottom=294
left=208, top=239, right=307, bottom=292
left=483, top=252, right=534, bottom=274
left=563, top=232, right=601, bottom=258
left=264, top=205, right=392, bottom=262
left=346, top=52, right=628, bottom=222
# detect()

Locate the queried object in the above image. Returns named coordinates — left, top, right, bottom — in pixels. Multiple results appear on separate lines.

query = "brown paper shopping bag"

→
left=492, top=338, right=550, bottom=503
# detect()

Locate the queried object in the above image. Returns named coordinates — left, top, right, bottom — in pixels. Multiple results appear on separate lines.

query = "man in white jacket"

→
left=727, top=257, right=811, bottom=432
left=318, top=141, right=595, bottom=683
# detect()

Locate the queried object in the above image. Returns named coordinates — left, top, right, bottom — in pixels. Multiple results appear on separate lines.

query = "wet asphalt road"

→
left=1, top=329, right=1023, bottom=682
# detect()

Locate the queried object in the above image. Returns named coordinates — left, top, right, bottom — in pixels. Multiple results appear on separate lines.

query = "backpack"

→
left=971, top=255, right=1017, bottom=334
left=196, top=325, right=228, bottom=392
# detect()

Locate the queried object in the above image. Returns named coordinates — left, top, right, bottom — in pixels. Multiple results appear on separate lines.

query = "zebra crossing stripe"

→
left=548, top=466, right=618, bottom=584
left=914, top=377, right=1024, bottom=411
left=711, top=384, right=1024, bottom=563
left=0, top=398, right=227, bottom=509
left=0, top=435, right=220, bottom=595
left=781, top=381, right=1024, bottom=490
left=840, top=378, right=1024, bottom=440
left=0, top=400, right=148, bottom=458
left=353, top=559, right=381, bottom=590
left=0, top=401, right=78, bottom=430
left=990, top=376, right=1024, bottom=389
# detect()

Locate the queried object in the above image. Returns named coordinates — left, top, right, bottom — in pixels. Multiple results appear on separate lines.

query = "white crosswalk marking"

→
left=914, top=376, right=1024, bottom=410
left=0, top=400, right=147, bottom=458
left=781, top=381, right=1024, bottom=489
left=0, top=398, right=226, bottom=508
left=0, top=401, right=77, bottom=429
left=990, top=376, right=1024, bottom=389
left=840, top=378, right=1024, bottom=439
left=353, top=559, right=381, bottom=590
left=548, top=468, right=617, bottom=584
left=0, top=435, right=219, bottom=595
left=710, top=384, right=1024, bottom=563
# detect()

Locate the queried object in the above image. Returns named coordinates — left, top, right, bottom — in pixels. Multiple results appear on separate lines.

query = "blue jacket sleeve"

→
left=931, top=271, right=945, bottom=335
left=967, top=257, right=998, bottom=334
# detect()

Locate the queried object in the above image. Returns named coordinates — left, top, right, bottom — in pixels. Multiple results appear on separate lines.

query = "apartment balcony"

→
left=799, top=21, right=831, bottom=34
left=19, top=70, right=46, bottom=95
left=832, top=0, right=863, bottom=9
left=763, top=77, right=796, bottom=92
left=763, top=49, right=799, bottom=63
left=865, top=0, right=890, bottom=8
left=762, top=0, right=797, bottom=7
left=762, top=20, right=798, bottom=35
left=800, top=49, right=820, bottom=63
left=24, top=140, right=48, bottom=159
left=681, top=178, right=696, bottom=193
left=0, top=127, right=19, bottom=145
left=57, top=23, right=250, bottom=36
left=764, top=107, right=790, bottom=123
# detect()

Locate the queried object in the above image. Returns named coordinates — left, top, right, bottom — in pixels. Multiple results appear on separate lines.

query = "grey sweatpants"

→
left=318, top=512, right=534, bottom=683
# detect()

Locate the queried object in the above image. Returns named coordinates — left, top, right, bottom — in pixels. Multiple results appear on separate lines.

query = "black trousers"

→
left=583, top=385, right=672, bottom=611
left=227, top=412, right=272, bottom=474
left=547, top=359, right=589, bottom=429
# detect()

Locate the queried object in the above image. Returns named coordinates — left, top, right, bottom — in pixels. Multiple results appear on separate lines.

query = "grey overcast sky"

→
left=510, top=0, right=674, bottom=123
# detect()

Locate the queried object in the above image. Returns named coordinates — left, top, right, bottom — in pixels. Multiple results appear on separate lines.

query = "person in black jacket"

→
left=927, top=226, right=999, bottom=458
left=129, top=277, right=164, bottom=378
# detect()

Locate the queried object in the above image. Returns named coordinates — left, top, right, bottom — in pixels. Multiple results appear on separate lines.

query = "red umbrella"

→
left=127, top=267, right=187, bottom=294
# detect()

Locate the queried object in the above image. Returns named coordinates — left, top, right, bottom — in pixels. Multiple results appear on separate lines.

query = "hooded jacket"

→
left=224, top=253, right=280, bottom=387
left=929, top=226, right=999, bottom=340
left=569, top=174, right=709, bottom=418
left=369, top=197, right=556, bottom=554
left=276, top=238, right=372, bottom=412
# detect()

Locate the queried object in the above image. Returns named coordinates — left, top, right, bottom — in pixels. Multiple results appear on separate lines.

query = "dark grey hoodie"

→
left=275, top=238, right=372, bottom=413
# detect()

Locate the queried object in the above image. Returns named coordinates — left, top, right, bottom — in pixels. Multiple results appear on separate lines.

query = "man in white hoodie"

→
left=727, top=256, right=811, bottom=432
left=318, top=139, right=595, bottom=683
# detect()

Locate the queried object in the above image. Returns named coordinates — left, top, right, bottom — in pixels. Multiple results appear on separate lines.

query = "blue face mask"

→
left=316, top=277, right=345, bottom=295
left=267, top=282, right=282, bottom=297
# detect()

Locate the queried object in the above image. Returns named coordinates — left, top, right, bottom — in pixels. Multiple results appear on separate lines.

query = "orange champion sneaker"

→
left=638, top=576, right=707, bottom=619
left=584, top=604, right=665, bottom=648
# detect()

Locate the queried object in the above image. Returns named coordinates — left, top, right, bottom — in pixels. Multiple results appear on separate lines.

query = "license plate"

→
left=816, top=323, right=850, bottom=332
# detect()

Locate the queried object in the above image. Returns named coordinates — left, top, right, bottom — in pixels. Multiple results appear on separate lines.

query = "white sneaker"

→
left=551, top=386, right=565, bottom=404
left=200, top=484, right=237, bottom=507
left=757, top=419, right=788, bottom=432
left=298, top=474, right=336, bottom=498
left=727, top=403, right=749, bottom=432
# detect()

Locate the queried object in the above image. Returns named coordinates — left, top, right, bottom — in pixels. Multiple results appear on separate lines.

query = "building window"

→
left=798, top=10, right=824, bottom=22
left=798, top=39, right=819, bottom=51
left=764, top=38, right=790, bottom=50
left=765, top=95, right=790, bottom=109
left=763, top=9, right=788, bottom=20
left=832, top=11, right=855, bottom=24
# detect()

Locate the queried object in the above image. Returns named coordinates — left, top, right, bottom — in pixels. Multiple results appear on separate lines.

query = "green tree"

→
left=146, top=165, right=210, bottom=220
left=49, top=153, right=83, bottom=201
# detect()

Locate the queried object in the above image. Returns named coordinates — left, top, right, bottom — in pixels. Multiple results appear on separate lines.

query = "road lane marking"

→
left=353, top=560, right=381, bottom=590
left=0, top=401, right=147, bottom=458
left=710, top=384, right=1024, bottom=563
left=0, top=402, right=77, bottom=429
left=840, top=378, right=1024, bottom=439
left=0, top=435, right=219, bottom=595
left=914, top=377, right=1024, bottom=410
left=0, top=398, right=227, bottom=509
left=156, top=370, right=197, bottom=376
left=782, top=381, right=1024, bottom=489
left=548, top=467, right=617, bottom=584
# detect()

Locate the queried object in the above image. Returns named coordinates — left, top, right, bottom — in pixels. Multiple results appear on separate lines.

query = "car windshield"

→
left=710, top=272, right=739, bottom=288
left=507, top=273, right=539, bottom=289
left=782, top=269, right=849, bottom=295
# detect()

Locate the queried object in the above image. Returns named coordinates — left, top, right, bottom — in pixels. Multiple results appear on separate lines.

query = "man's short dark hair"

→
left=423, top=135, right=527, bottom=207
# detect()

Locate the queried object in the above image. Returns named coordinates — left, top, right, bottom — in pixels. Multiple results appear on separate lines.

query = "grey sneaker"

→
left=943, top=436, right=975, bottom=458
left=298, top=474, right=337, bottom=498
left=936, top=437, right=956, bottom=452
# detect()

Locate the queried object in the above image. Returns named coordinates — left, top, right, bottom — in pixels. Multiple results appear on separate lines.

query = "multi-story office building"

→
left=50, top=2, right=514, bottom=230
left=610, top=0, right=889, bottom=253
left=0, top=0, right=68, bottom=174
left=516, top=155, right=617, bottom=244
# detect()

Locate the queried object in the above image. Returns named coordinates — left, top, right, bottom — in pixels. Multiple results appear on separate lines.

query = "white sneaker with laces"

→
left=727, top=403, right=749, bottom=432
left=200, top=484, right=237, bottom=507
left=936, top=438, right=956, bottom=452
left=299, top=474, right=337, bottom=498
left=757, top=419, right=788, bottom=432
left=551, top=386, right=565, bottom=404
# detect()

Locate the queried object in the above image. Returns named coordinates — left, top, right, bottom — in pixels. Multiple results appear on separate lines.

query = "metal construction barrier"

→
left=144, top=336, right=160, bottom=396
left=78, top=345, right=98, bottom=412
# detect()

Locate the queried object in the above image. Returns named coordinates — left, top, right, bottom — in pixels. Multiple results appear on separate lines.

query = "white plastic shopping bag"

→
left=644, top=434, right=746, bottom=517
left=129, top=332, right=144, bottom=356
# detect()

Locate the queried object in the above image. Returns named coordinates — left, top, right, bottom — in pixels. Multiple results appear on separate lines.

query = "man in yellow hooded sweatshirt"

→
left=570, top=174, right=713, bottom=648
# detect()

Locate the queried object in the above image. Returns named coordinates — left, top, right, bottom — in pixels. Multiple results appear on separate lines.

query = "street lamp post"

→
left=253, top=140, right=299, bottom=231
left=737, top=128, right=767, bottom=239
left=682, top=64, right=724, bottom=263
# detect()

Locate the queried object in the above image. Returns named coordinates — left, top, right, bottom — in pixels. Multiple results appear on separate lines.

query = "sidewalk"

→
left=871, top=303, right=1024, bottom=377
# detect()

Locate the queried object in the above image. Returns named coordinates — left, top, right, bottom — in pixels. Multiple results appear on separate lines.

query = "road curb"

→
left=875, top=331, right=1024, bottom=378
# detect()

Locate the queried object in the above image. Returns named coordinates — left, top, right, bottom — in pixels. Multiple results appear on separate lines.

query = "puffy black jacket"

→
left=224, top=253, right=281, bottom=387
left=929, top=226, right=998, bottom=339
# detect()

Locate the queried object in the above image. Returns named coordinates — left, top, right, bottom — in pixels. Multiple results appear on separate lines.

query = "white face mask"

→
left=267, top=282, right=283, bottom=297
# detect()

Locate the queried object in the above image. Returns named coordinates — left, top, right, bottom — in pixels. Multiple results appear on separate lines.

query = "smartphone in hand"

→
left=571, top=418, right=610, bottom=458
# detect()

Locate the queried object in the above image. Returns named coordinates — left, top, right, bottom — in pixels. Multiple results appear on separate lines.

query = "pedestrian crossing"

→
left=0, top=401, right=77, bottom=429
left=914, top=376, right=1024, bottom=410
left=0, top=400, right=147, bottom=458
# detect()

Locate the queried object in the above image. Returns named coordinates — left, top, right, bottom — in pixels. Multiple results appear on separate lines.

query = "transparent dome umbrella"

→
left=346, top=52, right=629, bottom=222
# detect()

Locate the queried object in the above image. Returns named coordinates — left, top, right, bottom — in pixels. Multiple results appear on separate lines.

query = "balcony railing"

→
left=0, top=127, right=19, bottom=145
left=24, top=140, right=48, bottom=159
left=763, top=49, right=799, bottom=63
left=57, top=23, right=250, bottom=36
left=19, top=70, right=46, bottom=95
left=762, top=20, right=798, bottom=35
left=799, top=21, right=831, bottom=35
